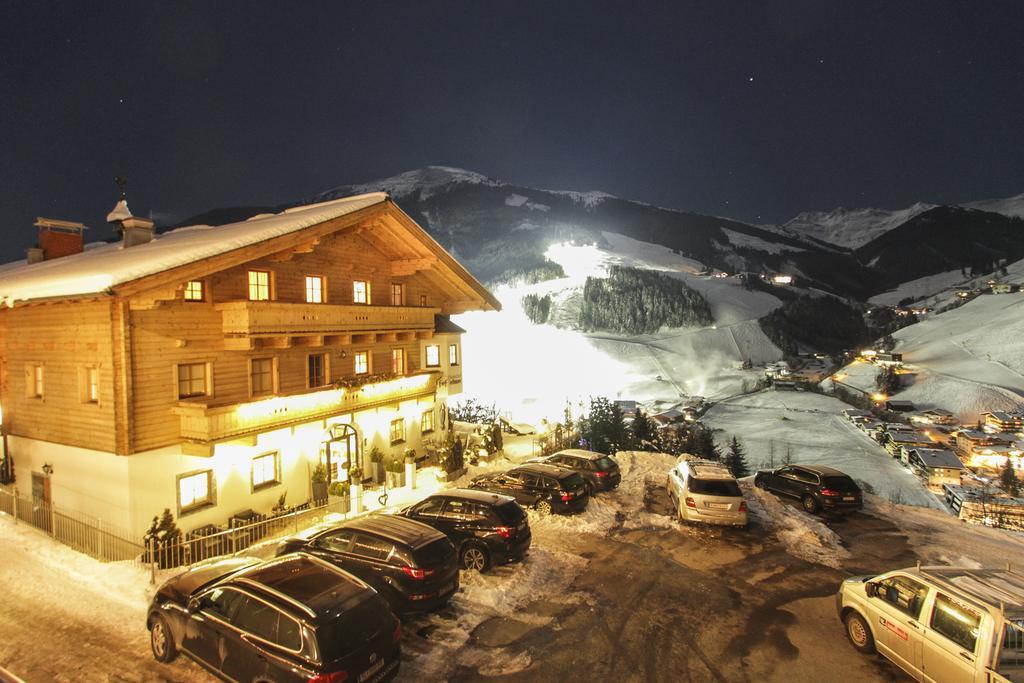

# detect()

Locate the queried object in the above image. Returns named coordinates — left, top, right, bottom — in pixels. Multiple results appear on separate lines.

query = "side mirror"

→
left=864, top=582, right=878, bottom=598
left=187, top=597, right=201, bottom=613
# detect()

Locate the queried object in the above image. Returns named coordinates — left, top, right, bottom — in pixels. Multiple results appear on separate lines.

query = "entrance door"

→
left=322, top=424, right=360, bottom=483
left=31, top=472, right=52, bottom=533
left=868, top=574, right=929, bottom=678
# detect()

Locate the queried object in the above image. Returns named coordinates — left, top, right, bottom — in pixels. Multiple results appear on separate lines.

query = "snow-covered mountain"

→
left=965, top=192, right=1024, bottom=219
left=780, top=202, right=936, bottom=250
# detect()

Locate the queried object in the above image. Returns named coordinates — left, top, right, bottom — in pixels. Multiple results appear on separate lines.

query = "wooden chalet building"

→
left=0, top=192, right=499, bottom=536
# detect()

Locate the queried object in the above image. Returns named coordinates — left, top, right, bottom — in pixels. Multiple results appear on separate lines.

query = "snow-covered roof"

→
left=0, top=193, right=387, bottom=306
left=910, top=449, right=963, bottom=469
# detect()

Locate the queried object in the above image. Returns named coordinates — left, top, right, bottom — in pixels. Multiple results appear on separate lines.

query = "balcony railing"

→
left=172, top=371, right=439, bottom=443
left=216, top=301, right=437, bottom=337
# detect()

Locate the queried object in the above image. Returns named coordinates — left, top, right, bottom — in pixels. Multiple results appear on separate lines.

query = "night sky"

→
left=2, top=1, right=1023, bottom=261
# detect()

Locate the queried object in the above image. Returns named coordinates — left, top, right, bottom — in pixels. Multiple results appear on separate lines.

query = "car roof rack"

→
left=913, top=564, right=1024, bottom=613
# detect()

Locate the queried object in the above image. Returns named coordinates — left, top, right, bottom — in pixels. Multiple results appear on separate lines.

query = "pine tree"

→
left=1001, top=458, right=1020, bottom=497
left=725, top=436, right=750, bottom=478
left=631, top=408, right=655, bottom=449
left=783, top=444, right=793, bottom=465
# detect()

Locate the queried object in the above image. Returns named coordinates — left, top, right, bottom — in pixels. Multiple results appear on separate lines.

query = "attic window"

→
left=184, top=280, right=204, bottom=301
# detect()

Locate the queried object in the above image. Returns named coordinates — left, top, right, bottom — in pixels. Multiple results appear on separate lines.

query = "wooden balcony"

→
left=172, top=371, right=440, bottom=444
left=216, top=301, right=438, bottom=348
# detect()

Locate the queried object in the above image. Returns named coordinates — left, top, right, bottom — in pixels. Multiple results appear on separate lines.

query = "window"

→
left=183, top=280, right=205, bottom=301
left=931, top=592, right=982, bottom=652
left=230, top=594, right=280, bottom=644
left=177, top=363, right=208, bottom=398
left=422, top=409, right=434, bottom=433
left=308, top=353, right=327, bottom=388
left=349, top=534, right=395, bottom=561
left=248, top=270, right=271, bottom=301
left=353, top=280, right=369, bottom=304
left=443, top=499, right=487, bottom=521
left=391, top=283, right=403, bottom=306
left=305, top=275, right=325, bottom=304
left=250, top=358, right=275, bottom=397
left=178, top=470, right=213, bottom=512
left=391, top=349, right=405, bottom=374
left=27, top=364, right=43, bottom=398
left=419, top=294, right=427, bottom=307
left=251, top=452, right=279, bottom=490
left=875, top=575, right=929, bottom=619
left=390, top=417, right=406, bottom=444
left=425, top=345, right=440, bottom=368
left=353, top=351, right=369, bottom=375
left=82, top=366, right=99, bottom=403
left=449, top=344, right=459, bottom=366
left=410, top=497, right=445, bottom=518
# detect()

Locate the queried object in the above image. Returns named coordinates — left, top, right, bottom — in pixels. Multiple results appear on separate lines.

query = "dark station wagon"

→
left=529, top=449, right=622, bottom=493
left=275, top=514, right=459, bottom=616
left=147, top=553, right=401, bottom=683
left=469, top=463, right=590, bottom=514
left=754, top=464, right=863, bottom=514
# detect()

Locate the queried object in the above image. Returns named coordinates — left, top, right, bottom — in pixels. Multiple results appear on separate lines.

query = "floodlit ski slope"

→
left=455, top=233, right=783, bottom=422
left=705, top=391, right=943, bottom=509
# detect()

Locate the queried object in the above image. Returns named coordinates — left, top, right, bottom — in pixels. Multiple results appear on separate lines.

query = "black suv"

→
left=754, top=464, right=863, bottom=514
left=469, top=463, right=590, bottom=514
left=275, top=514, right=459, bottom=615
left=147, top=553, right=400, bottom=683
left=530, top=449, right=621, bottom=493
left=399, top=489, right=531, bottom=572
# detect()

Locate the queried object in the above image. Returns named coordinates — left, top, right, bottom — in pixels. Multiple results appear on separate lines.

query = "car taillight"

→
left=495, top=525, right=515, bottom=539
left=308, top=671, right=348, bottom=683
left=401, top=566, right=434, bottom=580
left=392, top=621, right=402, bottom=643
left=561, top=492, right=574, bottom=501
left=821, top=489, right=840, bottom=497
left=594, top=471, right=609, bottom=478
left=739, top=501, right=747, bottom=512
left=685, top=497, right=697, bottom=508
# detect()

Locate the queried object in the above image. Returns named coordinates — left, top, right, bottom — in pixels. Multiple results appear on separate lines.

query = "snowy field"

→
left=456, top=235, right=782, bottom=423
left=703, top=390, right=943, bottom=508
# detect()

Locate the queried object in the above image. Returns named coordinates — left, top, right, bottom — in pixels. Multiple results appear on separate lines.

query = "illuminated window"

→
left=391, top=283, right=403, bottom=306
left=422, top=409, right=434, bottom=433
left=391, top=349, right=405, bottom=374
left=390, top=418, right=406, bottom=444
left=248, top=270, right=271, bottom=301
left=251, top=452, right=279, bottom=490
left=449, top=344, right=459, bottom=366
left=250, top=358, right=275, bottom=397
left=419, top=294, right=427, bottom=306
left=353, top=280, right=369, bottom=304
left=184, top=280, right=204, bottom=301
left=353, top=351, right=369, bottom=375
left=305, top=275, right=324, bottom=303
left=177, top=363, right=208, bottom=398
left=83, top=366, right=99, bottom=403
left=27, top=364, right=44, bottom=398
left=308, top=353, right=327, bottom=388
left=425, top=345, right=440, bottom=368
left=178, top=470, right=213, bottom=512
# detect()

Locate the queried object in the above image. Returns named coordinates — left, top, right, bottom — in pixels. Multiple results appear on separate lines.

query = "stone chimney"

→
left=31, top=218, right=87, bottom=261
left=107, top=192, right=155, bottom=247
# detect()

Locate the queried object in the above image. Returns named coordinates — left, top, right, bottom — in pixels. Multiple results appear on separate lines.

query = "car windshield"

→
left=560, top=473, right=586, bottom=490
left=594, top=456, right=617, bottom=471
left=412, top=538, right=454, bottom=567
left=492, top=501, right=526, bottom=525
left=315, top=595, right=391, bottom=662
left=823, top=476, right=859, bottom=491
left=688, top=478, right=742, bottom=497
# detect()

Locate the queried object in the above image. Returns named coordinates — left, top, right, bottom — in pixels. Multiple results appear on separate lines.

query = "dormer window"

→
left=184, top=280, right=205, bottom=301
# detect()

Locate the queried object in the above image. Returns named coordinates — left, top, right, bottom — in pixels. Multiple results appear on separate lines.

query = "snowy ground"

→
left=703, top=390, right=943, bottom=508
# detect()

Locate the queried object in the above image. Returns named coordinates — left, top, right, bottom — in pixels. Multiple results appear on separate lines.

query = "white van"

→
left=666, top=458, right=747, bottom=527
left=837, top=565, right=1024, bottom=682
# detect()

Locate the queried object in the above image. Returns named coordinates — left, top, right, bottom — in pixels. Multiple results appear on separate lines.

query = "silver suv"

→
left=667, top=458, right=747, bottom=527
left=836, top=565, right=1024, bottom=682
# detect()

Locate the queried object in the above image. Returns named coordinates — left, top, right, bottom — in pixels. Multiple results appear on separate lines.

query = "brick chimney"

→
left=31, top=218, right=86, bottom=261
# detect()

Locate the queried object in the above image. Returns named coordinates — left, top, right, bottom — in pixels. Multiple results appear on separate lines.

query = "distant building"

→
left=983, top=411, right=1024, bottom=432
left=907, top=448, right=964, bottom=491
left=884, top=398, right=915, bottom=412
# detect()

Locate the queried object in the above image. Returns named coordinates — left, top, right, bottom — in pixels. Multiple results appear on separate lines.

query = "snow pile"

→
left=742, top=482, right=850, bottom=568
left=0, top=192, right=387, bottom=305
left=611, top=450, right=679, bottom=531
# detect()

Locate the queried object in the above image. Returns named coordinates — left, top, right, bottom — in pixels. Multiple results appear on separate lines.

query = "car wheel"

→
left=801, top=495, right=820, bottom=514
left=535, top=500, right=553, bottom=516
left=150, top=614, right=178, bottom=663
left=844, top=612, right=876, bottom=654
left=460, top=544, right=491, bottom=572
left=584, top=482, right=594, bottom=497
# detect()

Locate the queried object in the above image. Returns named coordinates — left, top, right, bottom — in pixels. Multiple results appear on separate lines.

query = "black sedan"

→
left=275, top=514, right=459, bottom=615
left=469, top=463, right=589, bottom=514
left=147, top=553, right=401, bottom=683
left=754, top=464, right=863, bottom=514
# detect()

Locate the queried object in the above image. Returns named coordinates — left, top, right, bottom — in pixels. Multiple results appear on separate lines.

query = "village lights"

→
left=872, top=392, right=888, bottom=403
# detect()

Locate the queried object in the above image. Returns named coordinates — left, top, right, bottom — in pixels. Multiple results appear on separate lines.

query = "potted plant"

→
left=349, top=466, right=364, bottom=513
left=385, top=458, right=405, bottom=489
left=311, top=463, right=328, bottom=505
left=368, top=447, right=385, bottom=484
left=404, top=449, right=417, bottom=490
